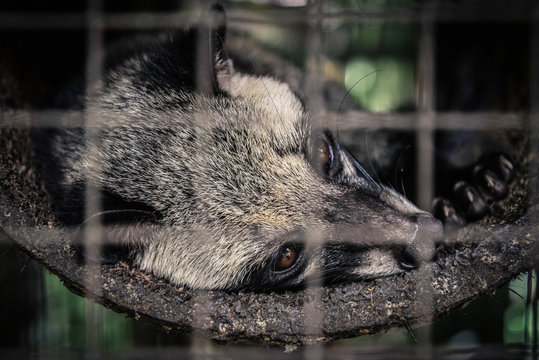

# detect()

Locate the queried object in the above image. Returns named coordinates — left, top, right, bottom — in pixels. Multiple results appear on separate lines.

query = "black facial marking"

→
left=238, top=242, right=308, bottom=292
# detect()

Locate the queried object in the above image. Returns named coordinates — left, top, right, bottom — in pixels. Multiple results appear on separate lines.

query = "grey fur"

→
left=50, top=21, right=443, bottom=291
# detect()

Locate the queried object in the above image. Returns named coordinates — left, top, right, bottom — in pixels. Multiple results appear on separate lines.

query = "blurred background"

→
left=0, top=0, right=537, bottom=358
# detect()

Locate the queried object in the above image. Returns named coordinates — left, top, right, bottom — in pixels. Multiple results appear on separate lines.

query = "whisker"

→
left=395, top=144, right=412, bottom=197
left=335, top=70, right=384, bottom=189
left=337, top=69, right=383, bottom=115
left=247, top=57, right=285, bottom=128
left=365, top=131, right=383, bottom=185
left=336, top=69, right=384, bottom=138
left=259, top=77, right=283, bottom=123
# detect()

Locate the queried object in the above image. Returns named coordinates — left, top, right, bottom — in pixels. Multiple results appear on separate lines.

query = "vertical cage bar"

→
left=304, top=1, right=325, bottom=357
left=83, top=0, right=105, bottom=351
left=416, top=18, right=435, bottom=212
left=191, top=1, right=216, bottom=358
left=414, top=8, right=436, bottom=359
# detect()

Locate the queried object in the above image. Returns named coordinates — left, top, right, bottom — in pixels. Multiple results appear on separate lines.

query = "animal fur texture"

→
left=43, top=6, right=448, bottom=291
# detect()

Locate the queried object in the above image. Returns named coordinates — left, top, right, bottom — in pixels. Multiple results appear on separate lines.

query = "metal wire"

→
left=1, top=0, right=536, bottom=355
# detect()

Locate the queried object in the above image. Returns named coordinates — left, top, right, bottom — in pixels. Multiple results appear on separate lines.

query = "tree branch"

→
left=1, top=127, right=538, bottom=347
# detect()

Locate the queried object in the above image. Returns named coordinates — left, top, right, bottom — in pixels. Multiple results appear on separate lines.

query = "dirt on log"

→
left=0, top=125, right=538, bottom=347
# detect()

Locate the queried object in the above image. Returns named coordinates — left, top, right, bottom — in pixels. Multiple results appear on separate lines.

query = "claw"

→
left=435, top=153, right=514, bottom=225
left=484, top=172, right=496, bottom=190
left=454, top=181, right=489, bottom=220
left=473, top=163, right=508, bottom=200
left=432, top=197, right=466, bottom=227
left=498, top=154, right=514, bottom=182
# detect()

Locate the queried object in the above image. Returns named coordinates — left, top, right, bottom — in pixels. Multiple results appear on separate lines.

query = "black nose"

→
left=399, top=214, right=443, bottom=270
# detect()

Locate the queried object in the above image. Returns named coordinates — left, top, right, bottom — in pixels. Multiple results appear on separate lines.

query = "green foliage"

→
left=504, top=272, right=537, bottom=344
left=32, top=271, right=133, bottom=349
left=344, top=56, right=414, bottom=112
